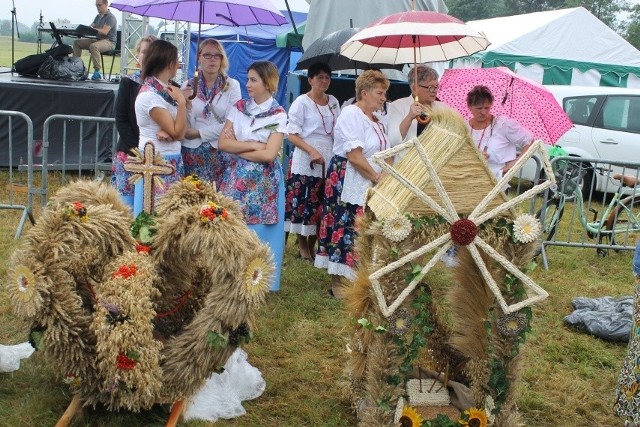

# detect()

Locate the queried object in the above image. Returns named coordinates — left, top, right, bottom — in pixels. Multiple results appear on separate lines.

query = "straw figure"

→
left=6, top=176, right=273, bottom=414
left=344, top=107, right=554, bottom=426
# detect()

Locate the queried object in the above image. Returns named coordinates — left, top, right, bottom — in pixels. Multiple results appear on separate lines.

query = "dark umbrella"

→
left=295, top=27, right=403, bottom=71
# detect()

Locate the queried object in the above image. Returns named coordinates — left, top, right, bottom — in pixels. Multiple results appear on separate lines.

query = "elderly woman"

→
left=284, top=62, right=340, bottom=261
left=388, top=64, right=444, bottom=147
left=466, top=85, right=533, bottom=179
left=181, top=39, right=241, bottom=185
left=133, top=39, right=188, bottom=216
left=112, top=34, right=156, bottom=209
left=218, top=61, right=287, bottom=291
left=314, top=69, right=391, bottom=297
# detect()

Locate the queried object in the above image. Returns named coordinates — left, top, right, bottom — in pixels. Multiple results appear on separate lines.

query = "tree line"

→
left=447, top=0, right=640, bottom=49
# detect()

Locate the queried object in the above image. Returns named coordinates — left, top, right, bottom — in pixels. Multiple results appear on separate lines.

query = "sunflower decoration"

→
left=240, top=256, right=274, bottom=306
left=387, top=308, right=412, bottom=336
left=381, top=212, right=412, bottom=242
left=199, top=201, right=229, bottom=224
left=458, top=407, right=488, bottom=427
left=7, top=264, right=44, bottom=318
left=62, top=201, right=89, bottom=222
left=496, top=311, right=529, bottom=337
left=398, top=405, right=423, bottom=427
left=512, top=214, right=542, bottom=244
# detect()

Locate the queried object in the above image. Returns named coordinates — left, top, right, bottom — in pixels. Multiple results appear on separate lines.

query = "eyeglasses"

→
left=201, top=53, right=223, bottom=60
left=95, top=3, right=105, bottom=6
left=418, top=84, right=439, bottom=93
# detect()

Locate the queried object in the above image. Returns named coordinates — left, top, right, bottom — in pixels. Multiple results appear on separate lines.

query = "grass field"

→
left=0, top=172, right=636, bottom=426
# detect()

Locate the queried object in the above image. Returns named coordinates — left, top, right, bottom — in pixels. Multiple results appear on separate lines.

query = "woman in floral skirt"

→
left=181, top=39, right=241, bottom=186
left=218, top=61, right=287, bottom=291
left=314, top=69, right=390, bottom=297
left=615, top=238, right=640, bottom=425
left=284, top=62, right=340, bottom=261
left=133, top=39, right=188, bottom=216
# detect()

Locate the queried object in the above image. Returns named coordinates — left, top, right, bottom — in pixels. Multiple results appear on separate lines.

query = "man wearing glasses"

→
left=387, top=64, right=444, bottom=150
left=72, top=0, right=118, bottom=80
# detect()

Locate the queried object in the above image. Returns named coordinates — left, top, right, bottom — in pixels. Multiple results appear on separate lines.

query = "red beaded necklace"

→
left=309, top=94, right=335, bottom=135
left=472, top=115, right=494, bottom=149
left=371, top=119, right=388, bottom=152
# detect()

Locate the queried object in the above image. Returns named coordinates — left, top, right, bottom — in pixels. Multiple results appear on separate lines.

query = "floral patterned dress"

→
left=181, top=72, right=241, bottom=185
left=132, top=77, right=186, bottom=216
left=314, top=105, right=389, bottom=280
left=284, top=94, right=340, bottom=236
left=218, top=97, right=287, bottom=290
left=615, top=239, right=640, bottom=425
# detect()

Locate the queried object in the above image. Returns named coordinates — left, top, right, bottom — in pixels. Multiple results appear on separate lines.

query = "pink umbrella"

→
left=438, top=67, right=573, bottom=144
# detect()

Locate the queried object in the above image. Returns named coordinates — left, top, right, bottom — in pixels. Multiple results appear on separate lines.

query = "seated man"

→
left=72, top=0, right=117, bottom=80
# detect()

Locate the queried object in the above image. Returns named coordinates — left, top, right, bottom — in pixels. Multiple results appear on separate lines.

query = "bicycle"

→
left=536, top=159, right=640, bottom=256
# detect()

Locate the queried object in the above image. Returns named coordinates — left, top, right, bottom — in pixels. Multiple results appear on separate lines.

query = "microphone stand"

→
left=10, top=0, right=20, bottom=75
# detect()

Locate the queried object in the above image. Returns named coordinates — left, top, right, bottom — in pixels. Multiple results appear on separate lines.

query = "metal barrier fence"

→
left=0, top=110, right=36, bottom=239
left=538, top=156, right=640, bottom=269
left=36, top=114, right=118, bottom=208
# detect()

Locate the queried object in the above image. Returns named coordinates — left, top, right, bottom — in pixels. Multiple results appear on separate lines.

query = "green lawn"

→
left=0, top=174, right=636, bottom=426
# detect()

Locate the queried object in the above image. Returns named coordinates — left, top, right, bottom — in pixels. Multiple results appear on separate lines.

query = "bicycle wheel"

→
left=536, top=196, right=563, bottom=241
left=604, top=195, right=640, bottom=242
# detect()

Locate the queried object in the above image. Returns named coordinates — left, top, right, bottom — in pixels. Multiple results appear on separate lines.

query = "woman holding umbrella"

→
left=284, top=62, right=340, bottom=262
left=466, top=85, right=533, bottom=180
left=133, top=39, right=188, bottom=215
left=388, top=64, right=444, bottom=148
left=218, top=61, right=287, bottom=291
left=181, top=39, right=241, bottom=185
left=314, top=69, right=390, bottom=297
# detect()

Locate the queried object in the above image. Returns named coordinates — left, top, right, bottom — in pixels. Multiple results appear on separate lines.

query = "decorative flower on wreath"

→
left=381, top=213, right=412, bottom=242
left=399, top=405, right=423, bottom=427
left=136, top=242, right=152, bottom=254
left=496, top=312, right=528, bottom=337
left=183, top=174, right=203, bottom=191
left=63, top=201, right=88, bottom=222
left=241, top=257, right=272, bottom=305
left=387, top=308, right=412, bottom=336
left=368, top=140, right=554, bottom=317
left=62, top=372, right=81, bottom=387
left=116, top=351, right=139, bottom=370
left=513, top=213, right=542, bottom=243
left=9, top=265, right=36, bottom=302
left=199, top=201, right=229, bottom=224
left=113, top=264, right=138, bottom=279
left=458, top=407, right=488, bottom=427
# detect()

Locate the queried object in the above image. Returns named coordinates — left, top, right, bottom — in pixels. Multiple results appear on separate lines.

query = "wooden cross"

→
left=124, top=142, right=175, bottom=214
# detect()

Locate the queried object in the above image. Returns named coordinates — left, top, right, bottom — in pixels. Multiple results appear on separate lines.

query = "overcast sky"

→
left=0, top=0, right=310, bottom=29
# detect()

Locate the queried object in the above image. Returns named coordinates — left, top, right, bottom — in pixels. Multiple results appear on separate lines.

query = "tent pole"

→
left=284, top=0, right=303, bottom=53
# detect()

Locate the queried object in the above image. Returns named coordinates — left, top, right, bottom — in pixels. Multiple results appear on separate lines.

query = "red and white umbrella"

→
left=340, top=10, right=490, bottom=65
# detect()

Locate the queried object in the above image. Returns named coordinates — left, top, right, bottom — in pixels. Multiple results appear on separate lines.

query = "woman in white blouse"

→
left=181, top=39, right=241, bottom=186
left=133, top=39, right=188, bottom=216
left=285, top=62, right=340, bottom=262
left=218, top=61, right=287, bottom=291
left=314, top=69, right=391, bottom=297
left=466, top=85, right=533, bottom=179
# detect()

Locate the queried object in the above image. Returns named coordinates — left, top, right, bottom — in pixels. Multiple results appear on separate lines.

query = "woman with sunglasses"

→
left=181, top=39, right=241, bottom=185
left=388, top=64, right=444, bottom=148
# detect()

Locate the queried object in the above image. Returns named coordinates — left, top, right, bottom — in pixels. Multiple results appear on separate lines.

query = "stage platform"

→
left=0, top=70, right=118, bottom=167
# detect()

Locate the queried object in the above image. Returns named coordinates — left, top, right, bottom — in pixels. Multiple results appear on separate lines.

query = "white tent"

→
left=302, top=0, right=448, bottom=50
left=451, top=7, right=640, bottom=88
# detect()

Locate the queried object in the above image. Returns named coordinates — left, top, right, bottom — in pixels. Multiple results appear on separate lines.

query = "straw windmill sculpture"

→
left=6, top=177, right=274, bottom=426
left=344, top=107, right=555, bottom=426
